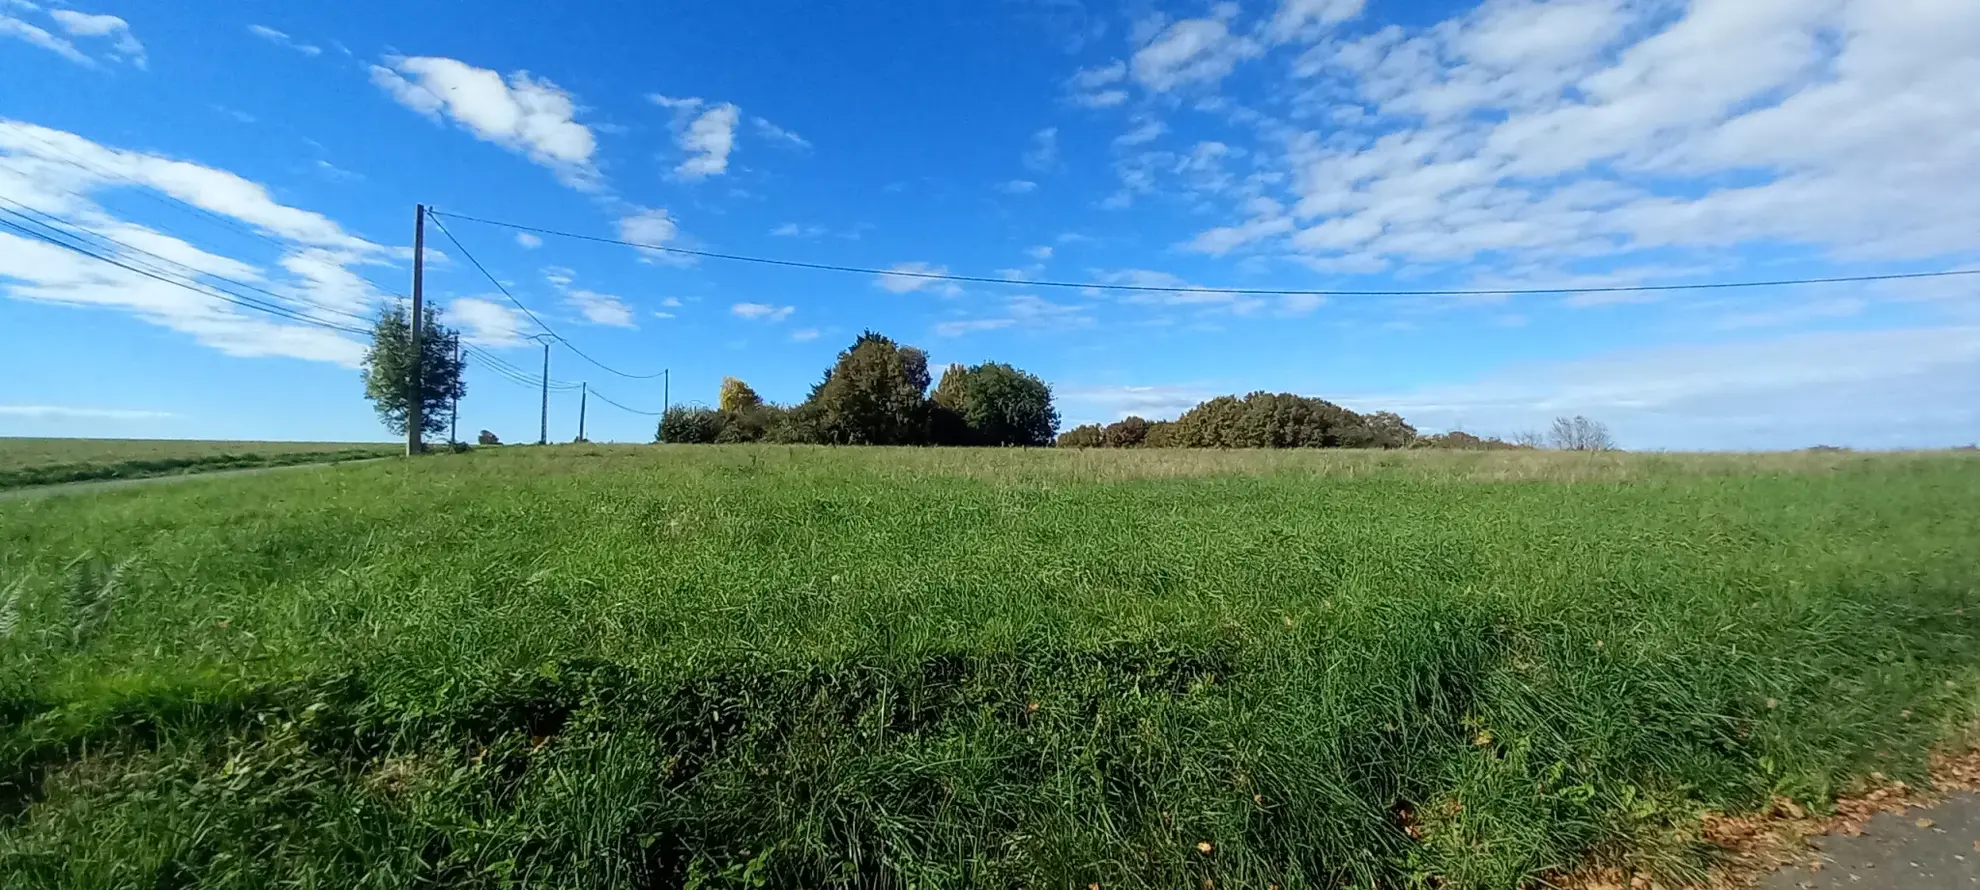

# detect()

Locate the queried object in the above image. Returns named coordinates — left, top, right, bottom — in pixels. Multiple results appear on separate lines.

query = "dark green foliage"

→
left=1055, top=423, right=1105, bottom=448
left=477, top=430, right=501, bottom=446
left=929, top=362, right=1059, bottom=446
left=1171, top=391, right=1371, bottom=448
left=658, top=405, right=726, bottom=444
left=1415, top=431, right=1531, bottom=450
left=1143, top=419, right=1181, bottom=448
left=359, top=304, right=466, bottom=439
left=1103, top=416, right=1151, bottom=448
left=801, top=333, right=935, bottom=445
left=714, top=404, right=787, bottom=444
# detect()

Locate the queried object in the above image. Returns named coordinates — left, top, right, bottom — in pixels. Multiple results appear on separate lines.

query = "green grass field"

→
left=0, top=438, right=398, bottom=489
left=2, top=445, right=1978, bottom=889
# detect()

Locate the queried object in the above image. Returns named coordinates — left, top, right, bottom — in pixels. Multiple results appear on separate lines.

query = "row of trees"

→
left=1057, top=393, right=1420, bottom=450
left=659, top=332, right=1061, bottom=447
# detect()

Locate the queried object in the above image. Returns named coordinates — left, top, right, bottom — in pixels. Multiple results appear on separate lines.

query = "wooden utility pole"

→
left=660, top=369, right=670, bottom=442
left=577, top=382, right=588, bottom=442
left=449, top=335, right=461, bottom=445
left=406, top=203, right=426, bottom=456
left=538, top=338, right=551, bottom=446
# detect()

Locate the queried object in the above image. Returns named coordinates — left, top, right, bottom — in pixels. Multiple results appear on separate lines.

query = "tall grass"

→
left=1, top=445, right=1977, bottom=888
left=0, top=438, right=395, bottom=490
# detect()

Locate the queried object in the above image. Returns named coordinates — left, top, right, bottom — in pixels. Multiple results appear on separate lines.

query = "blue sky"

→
left=2, top=0, right=1976, bottom=449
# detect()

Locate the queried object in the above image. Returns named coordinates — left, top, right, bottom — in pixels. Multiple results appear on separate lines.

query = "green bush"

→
left=658, top=405, right=725, bottom=444
left=1102, top=416, right=1151, bottom=448
left=931, top=362, right=1059, bottom=446
left=1171, top=392, right=1369, bottom=448
left=1055, top=424, right=1105, bottom=448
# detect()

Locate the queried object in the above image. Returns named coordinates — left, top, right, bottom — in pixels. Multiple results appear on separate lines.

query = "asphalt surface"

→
left=0, top=457, right=389, bottom=501
left=1759, top=793, right=1980, bottom=889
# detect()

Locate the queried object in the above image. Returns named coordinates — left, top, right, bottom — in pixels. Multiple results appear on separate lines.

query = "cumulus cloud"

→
left=0, top=119, right=394, bottom=364
left=1068, top=60, right=1129, bottom=107
left=1130, top=6, right=1260, bottom=92
left=876, top=261, right=963, bottom=296
left=565, top=289, right=636, bottom=327
left=370, top=56, right=597, bottom=187
left=48, top=8, right=142, bottom=67
left=1023, top=128, right=1059, bottom=172
left=731, top=301, right=794, bottom=322
left=1177, top=0, right=1980, bottom=286
left=514, top=232, right=542, bottom=249
left=676, top=103, right=739, bottom=179
left=446, top=296, right=529, bottom=346
left=616, top=206, right=690, bottom=264
left=247, top=23, right=320, bottom=55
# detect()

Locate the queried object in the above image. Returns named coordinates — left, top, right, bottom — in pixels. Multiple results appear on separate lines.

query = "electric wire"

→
left=429, top=208, right=1980, bottom=298
left=425, top=213, right=667, bottom=380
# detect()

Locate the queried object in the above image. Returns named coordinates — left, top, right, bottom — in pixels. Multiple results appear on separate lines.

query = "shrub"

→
left=1171, top=392, right=1369, bottom=448
left=1143, top=420, right=1181, bottom=448
left=1056, top=424, right=1105, bottom=448
left=476, top=430, right=501, bottom=446
left=716, top=404, right=786, bottom=443
left=1414, top=431, right=1529, bottom=450
left=658, top=406, right=725, bottom=444
left=1102, top=416, right=1151, bottom=448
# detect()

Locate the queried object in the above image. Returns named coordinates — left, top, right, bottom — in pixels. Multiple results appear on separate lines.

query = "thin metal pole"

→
left=539, top=340, right=550, bottom=446
left=577, top=383, right=587, bottom=442
left=407, top=204, right=425, bottom=456
left=450, top=335, right=461, bottom=445
left=661, top=369, right=670, bottom=442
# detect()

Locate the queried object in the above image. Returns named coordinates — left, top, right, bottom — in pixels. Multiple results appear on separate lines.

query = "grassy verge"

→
left=1, top=446, right=1977, bottom=888
left=0, top=444, right=396, bottom=490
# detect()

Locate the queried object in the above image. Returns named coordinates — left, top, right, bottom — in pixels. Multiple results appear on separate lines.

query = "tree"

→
left=477, top=430, right=501, bottom=446
left=658, top=405, right=725, bottom=444
left=360, top=303, right=465, bottom=441
left=718, top=377, right=763, bottom=413
left=1346, top=411, right=1418, bottom=449
left=928, top=361, right=1059, bottom=446
left=1056, top=424, right=1105, bottom=448
left=805, top=332, right=935, bottom=445
left=1143, top=420, right=1181, bottom=448
left=1171, top=392, right=1369, bottom=448
left=1103, top=416, right=1151, bottom=448
left=1549, top=415, right=1616, bottom=451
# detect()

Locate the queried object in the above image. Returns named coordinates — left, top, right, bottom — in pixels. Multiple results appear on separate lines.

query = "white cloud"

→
left=1264, top=0, right=1366, bottom=44
left=0, top=120, right=391, bottom=364
left=1056, top=384, right=1212, bottom=423
left=616, top=207, right=688, bottom=264
left=877, top=261, right=963, bottom=296
left=1068, top=60, right=1130, bottom=107
left=676, top=102, right=739, bottom=179
left=998, top=179, right=1039, bottom=195
left=935, top=293, right=1092, bottom=337
left=514, top=232, right=542, bottom=249
left=566, top=289, right=635, bottom=327
left=1183, top=0, right=1980, bottom=282
left=48, top=9, right=142, bottom=67
left=0, top=405, right=175, bottom=420
left=1114, top=119, right=1167, bottom=147
left=1023, top=127, right=1059, bottom=172
left=1131, top=11, right=1261, bottom=92
left=659, top=296, right=683, bottom=308
left=791, top=327, right=821, bottom=342
left=752, top=116, right=810, bottom=150
left=771, top=222, right=826, bottom=238
left=1, top=15, right=92, bottom=66
left=446, top=296, right=529, bottom=346
left=247, top=23, right=320, bottom=55
left=732, top=301, right=794, bottom=322
left=370, top=56, right=597, bottom=187
left=1026, top=245, right=1054, bottom=261
left=1348, top=326, right=1980, bottom=450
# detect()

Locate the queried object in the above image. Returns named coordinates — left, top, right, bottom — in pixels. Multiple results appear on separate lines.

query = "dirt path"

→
left=0, top=457, right=389, bottom=501
left=1757, top=793, right=1980, bottom=889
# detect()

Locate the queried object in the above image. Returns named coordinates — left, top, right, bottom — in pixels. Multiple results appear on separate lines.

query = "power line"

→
left=587, top=386, right=662, bottom=416
left=425, top=213, right=667, bottom=380
left=430, top=208, right=1980, bottom=298
left=5, top=128, right=411, bottom=300
left=0, top=194, right=383, bottom=328
left=462, top=342, right=582, bottom=391
left=0, top=211, right=369, bottom=336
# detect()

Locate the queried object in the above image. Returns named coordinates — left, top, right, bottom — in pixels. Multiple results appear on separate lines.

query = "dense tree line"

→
left=659, top=331, right=1059, bottom=447
left=1056, top=392, right=1420, bottom=450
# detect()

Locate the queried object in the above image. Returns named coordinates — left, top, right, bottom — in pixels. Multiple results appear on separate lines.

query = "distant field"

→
left=0, top=437, right=397, bottom=489
left=2, top=445, right=1978, bottom=889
